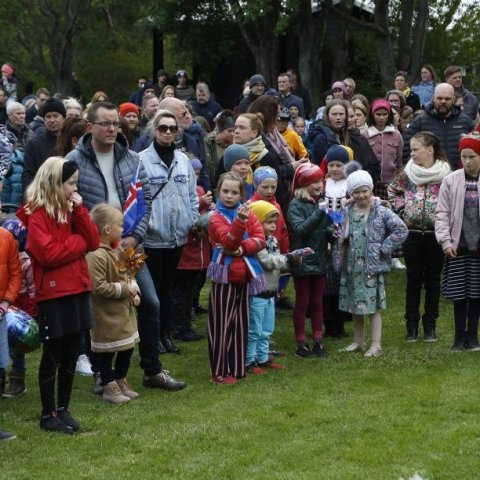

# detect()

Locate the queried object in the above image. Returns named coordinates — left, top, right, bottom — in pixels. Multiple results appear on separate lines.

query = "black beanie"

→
left=41, top=98, right=66, bottom=118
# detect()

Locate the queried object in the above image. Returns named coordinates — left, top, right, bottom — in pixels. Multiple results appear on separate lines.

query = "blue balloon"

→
left=6, top=307, right=40, bottom=353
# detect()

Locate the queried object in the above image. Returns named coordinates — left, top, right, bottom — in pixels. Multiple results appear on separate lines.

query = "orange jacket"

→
left=0, top=227, right=22, bottom=306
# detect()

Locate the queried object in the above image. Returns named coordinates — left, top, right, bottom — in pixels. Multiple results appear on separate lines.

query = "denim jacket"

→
left=139, top=142, right=199, bottom=248
left=337, top=199, right=408, bottom=276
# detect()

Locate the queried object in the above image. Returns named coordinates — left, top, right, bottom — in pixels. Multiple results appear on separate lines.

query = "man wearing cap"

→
left=191, top=83, right=222, bottom=129
left=22, top=98, right=66, bottom=191
left=403, top=83, right=474, bottom=170
left=239, top=74, right=266, bottom=113
left=175, top=70, right=195, bottom=102
left=277, top=73, right=305, bottom=119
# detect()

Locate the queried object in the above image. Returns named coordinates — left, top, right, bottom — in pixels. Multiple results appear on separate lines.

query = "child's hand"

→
left=70, top=192, right=83, bottom=207
left=237, top=204, right=250, bottom=220
left=132, top=294, right=141, bottom=307
left=202, top=191, right=213, bottom=205
left=444, top=246, right=457, bottom=259
left=128, top=284, right=140, bottom=297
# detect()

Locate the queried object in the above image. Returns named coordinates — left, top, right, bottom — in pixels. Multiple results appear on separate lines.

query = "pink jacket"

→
left=435, top=169, right=478, bottom=251
left=364, top=126, right=403, bottom=183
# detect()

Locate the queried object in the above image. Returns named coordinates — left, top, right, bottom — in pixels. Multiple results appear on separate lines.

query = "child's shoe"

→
left=364, top=346, right=383, bottom=357
left=339, top=342, right=365, bottom=352
left=40, top=412, right=74, bottom=435
left=3, top=371, right=26, bottom=398
left=312, top=340, right=328, bottom=357
left=102, top=381, right=130, bottom=404
left=75, top=354, right=94, bottom=376
left=56, top=407, right=80, bottom=432
left=210, top=375, right=237, bottom=385
left=258, top=360, right=286, bottom=370
left=92, top=372, right=103, bottom=395
left=246, top=363, right=267, bottom=375
left=295, top=343, right=313, bottom=358
left=117, top=378, right=139, bottom=399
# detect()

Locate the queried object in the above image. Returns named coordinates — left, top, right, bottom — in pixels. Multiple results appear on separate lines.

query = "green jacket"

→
left=287, top=197, right=331, bottom=275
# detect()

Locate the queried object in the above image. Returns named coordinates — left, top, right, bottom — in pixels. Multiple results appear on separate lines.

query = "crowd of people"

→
left=0, top=63, right=479, bottom=439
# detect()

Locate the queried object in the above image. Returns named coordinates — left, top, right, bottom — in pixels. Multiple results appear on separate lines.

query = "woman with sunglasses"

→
left=139, top=109, right=199, bottom=354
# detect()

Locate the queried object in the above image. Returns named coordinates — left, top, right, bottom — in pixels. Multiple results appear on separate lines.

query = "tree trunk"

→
left=294, top=0, right=328, bottom=114
left=396, top=0, right=414, bottom=71
left=408, top=0, right=429, bottom=83
left=373, top=0, right=396, bottom=89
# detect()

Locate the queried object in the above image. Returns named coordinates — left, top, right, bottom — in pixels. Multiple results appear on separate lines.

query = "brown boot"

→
left=117, top=378, right=139, bottom=399
left=102, top=381, right=130, bottom=404
left=3, top=371, right=26, bottom=398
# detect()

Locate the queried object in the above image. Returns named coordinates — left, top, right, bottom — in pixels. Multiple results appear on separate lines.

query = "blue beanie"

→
left=325, top=144, right=350, bottom=164
left=2, top=218, right=27, bottom=251
left=223, top=144, right=250, bottom=172
left=254, top=166, right=278, bottom=187
left=190, top=158, right=202, bottom=170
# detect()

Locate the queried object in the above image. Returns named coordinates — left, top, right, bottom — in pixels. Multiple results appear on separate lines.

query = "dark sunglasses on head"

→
left=157, top=124, right=178, bottom=133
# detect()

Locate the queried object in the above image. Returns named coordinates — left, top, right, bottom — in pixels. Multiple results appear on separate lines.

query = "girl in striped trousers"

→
left=207, top=172, right=266, bottom=385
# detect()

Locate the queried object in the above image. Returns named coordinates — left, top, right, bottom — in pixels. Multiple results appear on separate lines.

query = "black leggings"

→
left=38, top=333, right=82, bottom=415
left=453, top=299, right=480, bottom=339
left=97, top=349, right=134, bottom=386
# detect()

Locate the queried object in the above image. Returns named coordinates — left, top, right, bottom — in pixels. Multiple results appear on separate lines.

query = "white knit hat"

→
left=346, top=170, right=373, bottom=195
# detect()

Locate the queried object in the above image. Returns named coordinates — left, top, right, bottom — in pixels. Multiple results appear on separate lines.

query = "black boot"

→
left=451, top=331, right=465, bottom=352
left=405, top=319, right=419, bottom=342
left=465, top=314, right=480, bottom=351
left=422, top=316, right=438, bottom=342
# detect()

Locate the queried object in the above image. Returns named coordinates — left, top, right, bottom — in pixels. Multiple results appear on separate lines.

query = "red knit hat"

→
left=292, top=163, right=323, bottom=189
left=119, top=102, right=140, bottom=117
left=459, top=135, right=480, bottom=156
left=370, top=98, right=391, bottom=115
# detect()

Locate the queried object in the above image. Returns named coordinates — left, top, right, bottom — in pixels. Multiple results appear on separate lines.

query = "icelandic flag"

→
left=122, top=162, right=146, bottom=237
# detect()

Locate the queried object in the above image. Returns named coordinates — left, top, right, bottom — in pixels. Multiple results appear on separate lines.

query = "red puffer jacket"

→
left=208, top=210, right=266, bottom=285
left=25, top=205, right=100, bottom=302
left=177, top=186, right=211, bottom=270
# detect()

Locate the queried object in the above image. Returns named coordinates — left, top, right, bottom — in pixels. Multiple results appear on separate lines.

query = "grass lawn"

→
left=2, top=269, right=478, bottom=480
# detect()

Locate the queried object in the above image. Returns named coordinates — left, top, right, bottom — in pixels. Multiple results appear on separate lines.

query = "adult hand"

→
left=119, top=236, right=138, bottom=250
left=444, top=247, right=457, bottom=259
left=293, top=157, right=309, bottom=170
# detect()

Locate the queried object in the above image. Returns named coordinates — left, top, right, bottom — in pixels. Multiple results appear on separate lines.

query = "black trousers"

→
left=172, top=269, right=201, bottom=334
left=145, top=246, right=184, bottom=338
left=97, top=349, right=134, bottom=386
left=403, top=232, right=444, bottom=331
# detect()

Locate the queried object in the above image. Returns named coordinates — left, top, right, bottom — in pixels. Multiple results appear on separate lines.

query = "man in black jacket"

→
left=22, top=98, right=66, bottom=192
left=403, top=83, right=475, bottom=170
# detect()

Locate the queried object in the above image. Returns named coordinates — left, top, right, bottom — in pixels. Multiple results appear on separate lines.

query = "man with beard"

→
left=403, top=83, right=474, bottom=170
left=191, top=83, right=222, bottom=130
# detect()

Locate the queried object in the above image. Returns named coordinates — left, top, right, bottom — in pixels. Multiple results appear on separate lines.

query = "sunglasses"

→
left=157, top=124, right=178, bottom=133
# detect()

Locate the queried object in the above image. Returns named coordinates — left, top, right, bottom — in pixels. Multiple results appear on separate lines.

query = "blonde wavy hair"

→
left=25, top=156, right=76, bottom=223
left=90, top=203, right=122, bottom=234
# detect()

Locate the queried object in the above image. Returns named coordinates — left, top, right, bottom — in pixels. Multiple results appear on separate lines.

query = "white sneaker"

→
left=75, top=354, right=94, bottom=376
left=392, top=258, right=406, bottom=270
left=364, top=346, right=383, bottom=358
left=339, top=342, right=365, bottom=352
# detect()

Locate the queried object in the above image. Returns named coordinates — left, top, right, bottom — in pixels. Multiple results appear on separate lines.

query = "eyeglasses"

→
left=94, top=121, right=121, bottom=128
left=157, top=124, right=178, bottom=133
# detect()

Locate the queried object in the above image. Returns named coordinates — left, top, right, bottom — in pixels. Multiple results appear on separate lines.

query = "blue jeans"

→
left=10, top=347, right=25, bottom=373
left=0, top=319, right=8, bottom=369
left=135, top=265, right=162, bottom=376
left=247, top=296, right=275, bottom=365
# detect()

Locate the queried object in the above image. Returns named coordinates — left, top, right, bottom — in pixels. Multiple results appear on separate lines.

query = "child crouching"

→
left=87, top=204, right=140, bottom=404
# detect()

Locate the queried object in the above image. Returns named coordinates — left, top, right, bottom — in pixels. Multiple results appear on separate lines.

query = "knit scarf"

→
left=404, top=159, right=451, bottom=186
left=242, top=136, right=269, bottom=169
left=207, top=200, right=267, bottom=295
left=266, top=129, right=295, bottom=165
left=402, top=86, right=411, bottom=98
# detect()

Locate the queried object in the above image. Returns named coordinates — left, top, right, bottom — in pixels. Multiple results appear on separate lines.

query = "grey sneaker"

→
left=0, top=428, right=16, bottom=440
left=92, top=373, right=103, bottom=395
left=3, top=372, right=26, bottom=398
left=142, top=370, right=186, bottom=391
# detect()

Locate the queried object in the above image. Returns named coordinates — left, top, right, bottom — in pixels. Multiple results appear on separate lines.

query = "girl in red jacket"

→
left=207, top=172, right=267, bottom=385
left=24, top=157, right=99, bottom=434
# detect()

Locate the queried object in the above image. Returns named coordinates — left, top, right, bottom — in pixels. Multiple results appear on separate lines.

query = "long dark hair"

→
left=323, top=99, right=351, bottom=145
left=55, top=117, right=88, bottom=156
left=248, top=95, right=279, bottom=132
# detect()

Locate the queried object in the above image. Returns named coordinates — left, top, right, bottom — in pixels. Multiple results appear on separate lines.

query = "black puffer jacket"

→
left=403, top=104, right=474, bottom=170
left=66, top=133, right=151, bottom=244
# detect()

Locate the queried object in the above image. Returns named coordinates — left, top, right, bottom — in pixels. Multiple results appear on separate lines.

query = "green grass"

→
left=2, top=271, right=478, bottom=480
